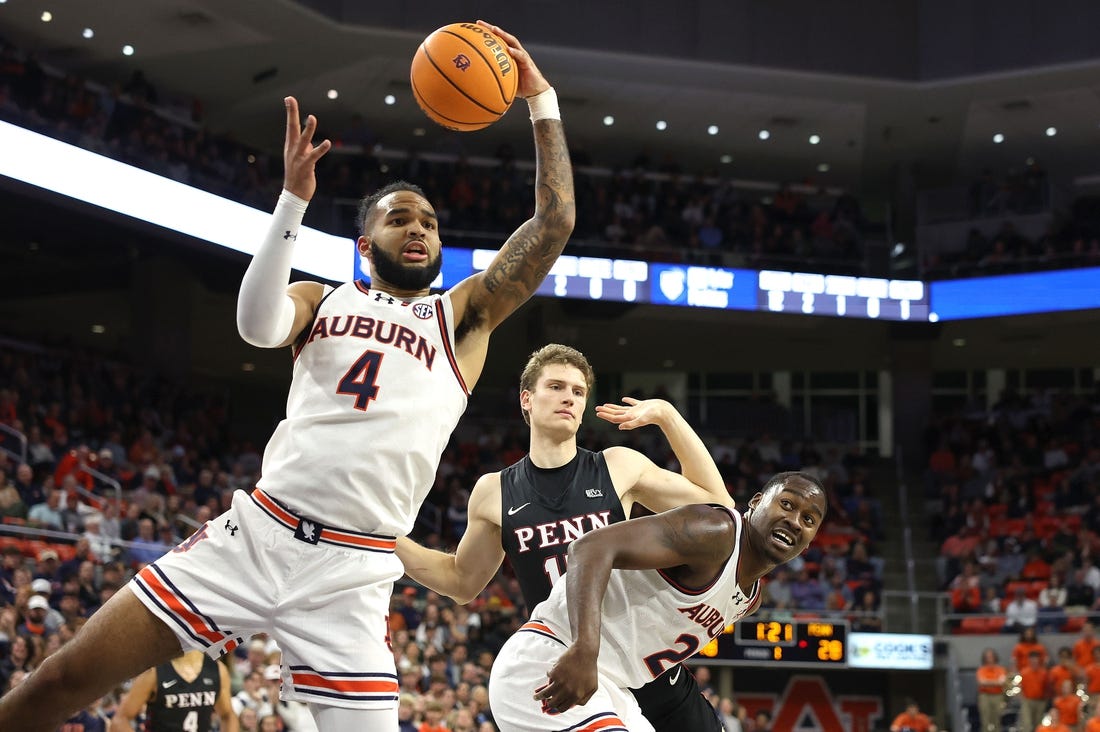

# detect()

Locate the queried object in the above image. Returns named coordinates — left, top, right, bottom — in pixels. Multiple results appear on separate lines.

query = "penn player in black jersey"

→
left=110, top=651, right=237, bottom=732
left=397, top=343, right=731, bottom=731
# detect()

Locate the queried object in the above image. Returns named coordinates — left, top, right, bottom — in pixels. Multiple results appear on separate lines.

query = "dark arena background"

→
left=2, top=1, right=1100, bottom=730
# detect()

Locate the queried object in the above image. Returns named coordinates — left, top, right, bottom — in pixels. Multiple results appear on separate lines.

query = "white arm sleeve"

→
left=236, top=190, right=308, bottom=348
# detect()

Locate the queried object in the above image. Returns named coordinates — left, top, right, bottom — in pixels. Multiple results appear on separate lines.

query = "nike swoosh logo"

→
left=162, top=680, right=178, bottom=688
left=668, top=666, right=681, bottom=686
left=507, top=503, right=531, bottom=516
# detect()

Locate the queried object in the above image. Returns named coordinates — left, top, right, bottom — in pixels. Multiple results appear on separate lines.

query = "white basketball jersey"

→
left=256, top=282, right=469, bottom=536
left=531, top=507, right=758, bottom=689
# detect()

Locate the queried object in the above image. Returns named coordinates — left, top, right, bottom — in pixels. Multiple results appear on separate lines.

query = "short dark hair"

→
left=760, top=470, right=825, bottom=497
left=357, top=180, right=429, bottom=237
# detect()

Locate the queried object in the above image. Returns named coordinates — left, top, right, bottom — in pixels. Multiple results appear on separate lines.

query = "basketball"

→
left=410, top=22, right=519, bottom=131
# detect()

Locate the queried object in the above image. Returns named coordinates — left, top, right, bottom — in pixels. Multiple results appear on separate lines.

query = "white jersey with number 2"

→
left=530, top=506, right=760, bottom=690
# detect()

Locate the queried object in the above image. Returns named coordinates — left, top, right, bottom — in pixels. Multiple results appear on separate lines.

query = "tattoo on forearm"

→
left=480, top=120, right=575, bottom=304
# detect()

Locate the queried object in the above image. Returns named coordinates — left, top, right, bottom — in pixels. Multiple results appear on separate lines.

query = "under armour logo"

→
left=374, top=292, right=395, bottom=304
left=283, top=230, right=297, bottom=241
left=224, top=519, right=239, bottom=536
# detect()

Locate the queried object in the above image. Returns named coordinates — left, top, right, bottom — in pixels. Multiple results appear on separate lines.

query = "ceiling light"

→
left=655, top=120, right=667, bottom=131
left=412, top=128, right=425, bottom=137
left=247, top=154, right=256, bottom=164
left=384, top=94, right=395, bottom=106
left=809, top=134, right=821, bottom=145
left=719, top=154, right=733, bottom=164
left=1045, top=126, right=1057, bottom=137
left=122, top=45, right=134, bottom=56
left=326, top=89, right=338, bottom=100
left=82, top=28, right=94, bottom=39
left=241, top=363, right=256, bottom=372
left=817, top=163, right=830, bottom=172
left=952, top=338, right=966, bottom=347
left=90, top=324, right=106, bottom=334
left=758, top=129, right=770, bottom=140
left=707, top=125, right=719, bottom=135
left=992, top=133, right=1004, bottom=144
left=41, top=11, right=52, bottom=22
left=603, top=115, right=614, bottom=126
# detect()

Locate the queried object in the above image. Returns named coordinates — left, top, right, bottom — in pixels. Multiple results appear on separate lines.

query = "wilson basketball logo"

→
left=452, top=54, right=471, bottom=71
left=412, top=303, right=435, bottom=320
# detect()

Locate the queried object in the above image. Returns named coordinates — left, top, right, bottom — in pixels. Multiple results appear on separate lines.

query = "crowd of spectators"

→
left=0, top=38, right=870, bottom=276
left=0, top=331, right=894, bottom=729
left=922, top=216, right=1100, bottom=280
left=972, top=625, right=1100, bottom=732
left=921, top=164, right=1100, bottom=279
left=930, top=386, right=1100, bottom=635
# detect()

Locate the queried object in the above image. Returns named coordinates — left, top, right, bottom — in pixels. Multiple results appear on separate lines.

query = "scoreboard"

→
left=698, top=620, right=849, bottom=666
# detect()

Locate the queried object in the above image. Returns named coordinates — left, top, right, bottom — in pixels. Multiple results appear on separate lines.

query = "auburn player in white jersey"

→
left=398, top=343, right=732, bottom=729
left=488, top=472, right=827, bottom=731
left=0, top=21, right=574, bottom=732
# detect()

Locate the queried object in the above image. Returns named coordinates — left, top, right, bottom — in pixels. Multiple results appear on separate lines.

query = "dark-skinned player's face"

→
left=747, top=477, right=827, bottom=564
left=358, top=191, right=443, bottom=291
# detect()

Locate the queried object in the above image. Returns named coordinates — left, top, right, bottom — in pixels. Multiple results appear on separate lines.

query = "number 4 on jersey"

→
left=337, top=350, right=384, bottom=410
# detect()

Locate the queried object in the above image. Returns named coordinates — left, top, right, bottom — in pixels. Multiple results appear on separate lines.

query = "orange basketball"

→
left=410, top=23, right=518, bottom=132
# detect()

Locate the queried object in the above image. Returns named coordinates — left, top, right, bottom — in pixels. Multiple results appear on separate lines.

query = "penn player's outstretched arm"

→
left=533, top=505, right=737, bottom=713
left=236, top=96, right=331, bottom=349
left=597, top=397, right=733, bottom=512
left=446, top=22, right=576, bottom=389
left=395, top=473, right=507, bottom=605
left=108, top=666, right=157, bottom=732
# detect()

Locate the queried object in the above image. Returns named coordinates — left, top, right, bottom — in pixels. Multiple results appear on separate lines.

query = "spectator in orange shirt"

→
left=976, top=648, right=1008, bottom=732
left=890, top=699, right=937, bottom=732
left=1083, top=645, right=1100, bottom=696
left=1022, top=551, right=1053, bottom=581
left=1018, top=650, right=1052, bottom=732
left=1039, top=707, right=1073, bottom=732
left=1049, top=647, right=1082, bottom=693
left=1051, top=678, right=1082, bottom=729
left=951, top=562, right=983, bottom=613
left=1074, top=623, right=1100, bottom=669
left=1015, top=627, right=1050, bottom=671
left=1085, top=703, right=1100, bottom=732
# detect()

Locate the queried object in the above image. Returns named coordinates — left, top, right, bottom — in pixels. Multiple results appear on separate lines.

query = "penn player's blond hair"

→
left=518, top=344, right=595, bottom=425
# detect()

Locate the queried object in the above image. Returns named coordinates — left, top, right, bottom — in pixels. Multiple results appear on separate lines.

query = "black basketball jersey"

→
left=144, top=655, right=221, bottom=732
left=500, top=448, right=625, bottom=608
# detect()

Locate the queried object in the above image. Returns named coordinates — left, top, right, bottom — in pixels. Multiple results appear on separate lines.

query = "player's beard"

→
left=370, top=241, right=443, bottom=291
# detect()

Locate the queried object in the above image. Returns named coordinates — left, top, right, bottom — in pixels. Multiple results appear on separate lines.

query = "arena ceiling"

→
left=5, top=0, right=1100, bottom=196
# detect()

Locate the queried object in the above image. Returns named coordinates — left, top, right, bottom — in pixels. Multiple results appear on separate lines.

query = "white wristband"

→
left=526, top=87, right=560, bottom=122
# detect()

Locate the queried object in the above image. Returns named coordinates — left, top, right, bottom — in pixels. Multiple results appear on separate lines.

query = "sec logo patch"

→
left=412, top=303, right=435, bottom=320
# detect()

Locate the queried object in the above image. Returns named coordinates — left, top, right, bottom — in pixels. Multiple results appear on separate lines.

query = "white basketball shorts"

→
left=488, top=621, right=654, bottom=731
left=128, top=488, right=404, bottom=709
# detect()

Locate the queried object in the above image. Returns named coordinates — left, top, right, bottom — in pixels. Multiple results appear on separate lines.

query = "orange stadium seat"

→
left=1062, top=615, right=1088, bottom=633
left=958, top=617, right=992, bottom=634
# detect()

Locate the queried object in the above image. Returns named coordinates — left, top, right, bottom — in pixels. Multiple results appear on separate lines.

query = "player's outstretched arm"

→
left=108, top=666, right=157, bottom=732
left=396, top=474, right=507, bottom=604
left=534, top=505, right=736, bottom=713
left=599, top=397, right=733, bottom=512
left=447, top=22, right=575, bottom=357
left=237, top=96, right=330, bottom=349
